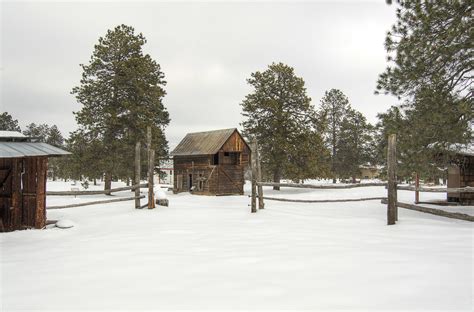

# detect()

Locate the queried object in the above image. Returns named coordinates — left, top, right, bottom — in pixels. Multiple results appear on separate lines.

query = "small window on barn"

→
left=213, top=153, right=219, bottom=165
left=224, top=152, right=230, bottom=157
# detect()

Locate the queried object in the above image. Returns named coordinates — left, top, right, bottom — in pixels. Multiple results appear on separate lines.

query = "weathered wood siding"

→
left=0, top=157, right=48, bottom=232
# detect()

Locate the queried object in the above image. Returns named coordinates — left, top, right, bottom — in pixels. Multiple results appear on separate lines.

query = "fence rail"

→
left=262, top=196, right=386, bottom=203
left=396, top=186, right=474, bottom=193
left=256, top=182, right=387, bottom=189
left=47, top=195, right=145, bottom=210
left=46, top=183, right=148, bottom=196
left=380, top=199, right=474, bottom=222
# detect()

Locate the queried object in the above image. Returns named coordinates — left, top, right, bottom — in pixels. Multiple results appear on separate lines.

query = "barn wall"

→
left=0, top=157, right=48, bottom=232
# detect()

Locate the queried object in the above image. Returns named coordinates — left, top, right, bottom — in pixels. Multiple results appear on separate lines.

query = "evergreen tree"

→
left=71, top=25, right=170, bottom=192
left=376, top=87, right=472, bottom=181
left=240, top=62, right=328, bottom=189
left=46, top=125, right=64, bottom=147
left=0, top=112, right=21, bottom=132
left=376, top=1, right=472, bottom=169
left=335, top=109, right=375, bottom=182
left=376, top=1, right=472, bottom=102
left=23, top=123, right=50, bottom=141
left=318, top=89, right=350, bottom=183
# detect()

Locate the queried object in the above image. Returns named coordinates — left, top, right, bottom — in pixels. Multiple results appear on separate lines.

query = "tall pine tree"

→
left=240, top=62, right=328, bottom=189
left=318, top=89, right=350, bottom=183
left=72, top=25, right=170, bottom=192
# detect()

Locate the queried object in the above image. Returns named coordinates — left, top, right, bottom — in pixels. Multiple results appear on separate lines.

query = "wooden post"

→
left=387, top=134, right=397, bottom=225
left=148, top=149, right=155, bottom=209
left=135, top=142, right=141, bottom=209
left=415, top=172, right=420, bottom=204
left=251, top=139, right=257, bottom=213
left=255, top=140, right=264, bottom=209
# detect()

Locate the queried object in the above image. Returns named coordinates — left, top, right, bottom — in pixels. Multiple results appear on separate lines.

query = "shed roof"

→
left=0, top=142, right=70, bottom=158
left=170, top=128, right=240, bottom=156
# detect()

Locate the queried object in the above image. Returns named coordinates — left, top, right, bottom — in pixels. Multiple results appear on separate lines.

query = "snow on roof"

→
left=0, top=131, right=25, bottom=138
left=447, top=143, right=474, bottom=156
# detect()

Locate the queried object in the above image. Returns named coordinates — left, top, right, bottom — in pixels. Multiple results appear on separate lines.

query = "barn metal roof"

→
left=0, top=142, right=71, bottom=158
left=170, top=128, right=239, bottom=156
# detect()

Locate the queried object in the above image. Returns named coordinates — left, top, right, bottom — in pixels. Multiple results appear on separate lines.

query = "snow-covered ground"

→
left=1, top=181, right=473, bottom=311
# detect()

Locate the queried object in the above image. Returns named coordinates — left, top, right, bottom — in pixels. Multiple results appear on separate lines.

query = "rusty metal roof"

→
left=170, top=128, right=238, bottom=156
left=0, top=142, right=71, bottom=158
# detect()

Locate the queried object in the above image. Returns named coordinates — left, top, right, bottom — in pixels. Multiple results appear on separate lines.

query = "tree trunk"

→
left=352, top=176, right=356, bottom=183
left=104, top=172, right=112, bottom=195
left=273, top=169, right=281, bottom=191
left=93, top=178, right=97, bottom=186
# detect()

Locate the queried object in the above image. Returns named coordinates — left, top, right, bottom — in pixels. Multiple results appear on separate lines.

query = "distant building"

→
left=170, top=128, right=250, bottom=195
left=359, top=165, right=380, bottom=180
left=447, top=144, right=474, bottom=205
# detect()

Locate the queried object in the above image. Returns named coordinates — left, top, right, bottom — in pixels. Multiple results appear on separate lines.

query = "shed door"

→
left=447, top=165, right=460, bottom=200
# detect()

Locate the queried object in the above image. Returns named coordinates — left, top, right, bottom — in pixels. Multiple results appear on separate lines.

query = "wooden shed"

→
left=0, top=131, right=70, bottom=232
left=447, top=145, right=474, bottom=205
left=170, top=128, right=251, bottom=195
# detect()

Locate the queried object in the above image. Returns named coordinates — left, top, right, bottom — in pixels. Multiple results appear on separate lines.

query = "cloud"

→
left=1, top=1, right=398, bottom=146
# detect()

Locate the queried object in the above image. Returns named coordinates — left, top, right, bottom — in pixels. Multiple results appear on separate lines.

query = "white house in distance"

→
left=157, top=158, right=174, bottom=185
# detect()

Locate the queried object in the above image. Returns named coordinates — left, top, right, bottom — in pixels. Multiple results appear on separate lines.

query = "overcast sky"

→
left=1, top=0, right=398, bottom=148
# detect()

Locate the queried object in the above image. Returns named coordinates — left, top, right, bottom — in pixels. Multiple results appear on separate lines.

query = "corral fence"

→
left=46, top=183, right=148, bottom=209
left=249, top=135, right=474, bottom=223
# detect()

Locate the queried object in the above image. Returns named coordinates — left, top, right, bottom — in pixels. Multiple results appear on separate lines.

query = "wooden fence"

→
left=250, top=134, right=473, bottom=224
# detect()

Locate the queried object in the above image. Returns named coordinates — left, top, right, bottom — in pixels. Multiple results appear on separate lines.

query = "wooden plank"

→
left=255, top=140, right=264, bottom=209
left=257, top=182, right=387, bottom=189
left=263, top=196, right=387, bottom=203
left=381, top=199, right=474, bottom=222
left=47, top=183, right=148, bottom=196
left=148, top=149, right=155, bottom=209
left=47, top=196, right=145, bottom=210
left=397, top=186, right=474, bottom=193
left=387, top=134, right=397, bottom=225
left=35, top=157, right=47, bottom=229
left=135, top=142, right=141, bottom=209
left=250, top=139, right=257, bottom=213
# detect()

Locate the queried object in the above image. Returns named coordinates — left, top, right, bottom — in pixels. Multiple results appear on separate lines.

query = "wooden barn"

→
left=170, top=128, right=251, bottom=195
left=0, top=131, right=70, bottom=232
left=447, top=145, right=474, bottom=205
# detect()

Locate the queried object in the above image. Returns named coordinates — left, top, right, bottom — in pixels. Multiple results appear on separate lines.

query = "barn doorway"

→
left=188, top=174, right=193, bottom=190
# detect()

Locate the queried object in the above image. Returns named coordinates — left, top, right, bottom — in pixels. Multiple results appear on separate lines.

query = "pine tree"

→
left=335, top=109, right=375, bottom=182
left=240, top=62, right=328, bottom=189
left=71, top=25, right=170, bottom=192
left=376, top=1, right=472, bottom=170
left=23, top=123, right=50, bottom=141
left=46, top=125, right=64, bottom=147
left=318, top=89, right=350, bottom=183
left=0, top=112, right=21, bottom=132
left=376, top=1, right=472, bottom=102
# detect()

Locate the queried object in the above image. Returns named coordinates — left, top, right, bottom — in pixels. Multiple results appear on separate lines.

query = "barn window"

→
left=224, top=152, right=230, bottom=156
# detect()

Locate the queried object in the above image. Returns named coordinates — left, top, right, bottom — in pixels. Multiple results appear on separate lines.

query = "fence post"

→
left=415, top=172, right=420, bottom=204
left=147, top=126, right=155, bottom=209
left=135, top=142, right=141, bottom=209
left=255, top=140, right=264, bottom=209
left=251, top=139, right=257, bottom=213
left=387, top=134, right=397, bottom=225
